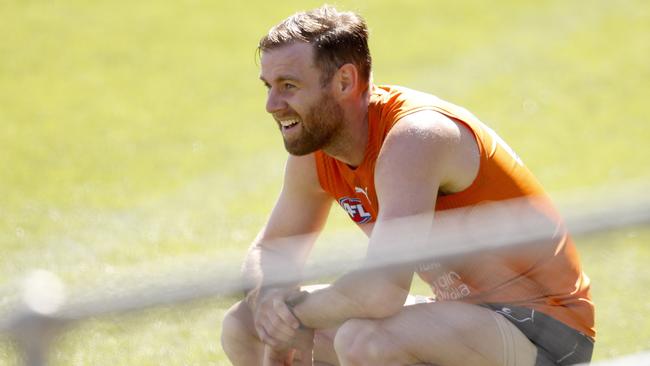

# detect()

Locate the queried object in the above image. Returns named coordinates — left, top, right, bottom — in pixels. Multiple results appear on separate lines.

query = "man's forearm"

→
left=242, top=241, right=304, bottom=310
left=290, top=268, right=411, bottom=329
left=241, top=244, right=266, bottom=309
left=289, top=210, right=428, bottom=328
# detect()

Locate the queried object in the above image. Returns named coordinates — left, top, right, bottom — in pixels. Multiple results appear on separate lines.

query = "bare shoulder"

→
left=380, top=110, right=480, bottom=193
left=386, top=110, right=464, bottom=146
left=284, top=153, right=326, bottom=195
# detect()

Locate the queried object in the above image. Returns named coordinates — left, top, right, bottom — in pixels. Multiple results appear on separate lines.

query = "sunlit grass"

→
left=1, top=0, right=648, bottom=364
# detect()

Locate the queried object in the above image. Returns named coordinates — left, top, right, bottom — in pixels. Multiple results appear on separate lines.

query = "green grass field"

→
left=1, top=0, right=649, bottom=364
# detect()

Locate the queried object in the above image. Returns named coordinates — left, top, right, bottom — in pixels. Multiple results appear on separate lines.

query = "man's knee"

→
left=220, top=301, right=258, bottom=355
left=333, top=319, right=388, bottom=365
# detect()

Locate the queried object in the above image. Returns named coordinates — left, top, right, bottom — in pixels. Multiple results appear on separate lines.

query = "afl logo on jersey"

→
left=338, top=197, right=372, bottom=224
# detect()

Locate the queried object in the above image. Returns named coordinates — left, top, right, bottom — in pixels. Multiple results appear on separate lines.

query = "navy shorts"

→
left=480, top=304, right=594, bottom=365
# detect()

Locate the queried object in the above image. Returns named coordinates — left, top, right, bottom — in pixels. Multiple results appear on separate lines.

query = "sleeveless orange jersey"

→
left=314, top=85, right=595, bottom=338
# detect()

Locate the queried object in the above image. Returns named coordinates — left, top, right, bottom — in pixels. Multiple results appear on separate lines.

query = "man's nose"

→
left=265, top=88, right=287, bottom=114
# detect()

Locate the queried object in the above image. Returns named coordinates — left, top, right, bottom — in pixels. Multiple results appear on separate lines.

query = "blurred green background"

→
left=1, top=0, right=649, bottom=364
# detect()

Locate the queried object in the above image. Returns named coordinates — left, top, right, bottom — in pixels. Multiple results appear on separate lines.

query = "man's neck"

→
left=322, top=86, right=371, bottom=168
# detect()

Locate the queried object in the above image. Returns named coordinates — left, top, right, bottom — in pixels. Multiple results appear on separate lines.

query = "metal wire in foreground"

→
left=1, top=189, right=649, bottom=365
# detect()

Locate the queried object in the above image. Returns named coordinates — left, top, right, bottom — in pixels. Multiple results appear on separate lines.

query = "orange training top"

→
left=314, top=85, right=595, bottom=338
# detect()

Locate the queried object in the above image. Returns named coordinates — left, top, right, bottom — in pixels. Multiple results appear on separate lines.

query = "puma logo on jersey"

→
left=338, top=197, right=372, bottom=224
left=354, top=186, right=370, bottom=201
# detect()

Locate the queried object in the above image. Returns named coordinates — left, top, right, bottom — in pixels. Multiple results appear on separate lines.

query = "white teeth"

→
left=279, top=119, right=299, bottom=128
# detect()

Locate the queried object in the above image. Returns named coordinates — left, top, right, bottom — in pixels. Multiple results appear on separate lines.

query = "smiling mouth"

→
left=278, top=118, right=300, bottom=130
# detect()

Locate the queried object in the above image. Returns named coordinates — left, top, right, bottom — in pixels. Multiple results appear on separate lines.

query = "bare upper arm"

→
left=375, top=110, right=480, bottom=219
left=364, top=110, right=479, bottom=292
left=257, top=153, right=332, bottom=245
left=242, top=154, right=331, bottom=303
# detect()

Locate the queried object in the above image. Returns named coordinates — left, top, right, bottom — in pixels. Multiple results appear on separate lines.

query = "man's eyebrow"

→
left=259, top=74, right=300, bottom=85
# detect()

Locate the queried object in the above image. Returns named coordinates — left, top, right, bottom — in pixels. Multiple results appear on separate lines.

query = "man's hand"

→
left=264, top=346, right=294, bottom=366
left=263, top=328, right=315, bottom=366
left=253, top=289, right=302, bottom=349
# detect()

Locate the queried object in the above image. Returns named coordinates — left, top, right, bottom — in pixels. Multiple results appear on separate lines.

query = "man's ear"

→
left=334, top=63, right=359, bottom=97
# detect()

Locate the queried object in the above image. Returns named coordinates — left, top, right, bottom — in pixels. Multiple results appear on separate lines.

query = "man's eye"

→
left=284, top=83, right=296, bottom=90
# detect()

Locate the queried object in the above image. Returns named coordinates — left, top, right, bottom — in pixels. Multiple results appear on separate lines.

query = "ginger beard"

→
left=280, top=88, right=345, bottom=156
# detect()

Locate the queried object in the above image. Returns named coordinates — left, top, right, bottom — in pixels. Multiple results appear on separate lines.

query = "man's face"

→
left=260, top=42, right=345, bottom=155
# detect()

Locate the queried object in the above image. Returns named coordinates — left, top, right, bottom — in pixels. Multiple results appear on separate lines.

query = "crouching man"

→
left=221, top=5, right=595, bottom=366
